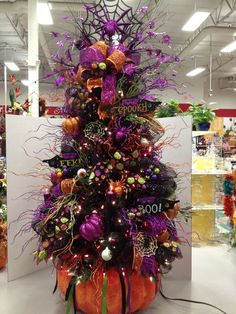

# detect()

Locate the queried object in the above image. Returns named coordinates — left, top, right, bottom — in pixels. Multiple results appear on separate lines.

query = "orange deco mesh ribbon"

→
left=76, top=41, right=128, bottom=118
left=107, top=50, right=127, bottom=72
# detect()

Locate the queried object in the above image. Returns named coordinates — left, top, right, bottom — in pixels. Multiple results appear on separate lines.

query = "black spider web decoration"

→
left=81, top=0, right=143, bottom=43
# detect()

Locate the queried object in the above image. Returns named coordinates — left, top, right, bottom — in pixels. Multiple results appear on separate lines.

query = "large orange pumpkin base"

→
left=58, top=268, right=160, bottom=314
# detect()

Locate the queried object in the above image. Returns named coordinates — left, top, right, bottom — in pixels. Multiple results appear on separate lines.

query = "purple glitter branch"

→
left=48, top=0, right=181, bottom=96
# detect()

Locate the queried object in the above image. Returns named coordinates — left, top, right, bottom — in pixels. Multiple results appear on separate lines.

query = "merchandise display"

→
left=192, top=132, right=224, bottom=244
left=223, top=169, right=236, bottom=246
left=192, top=127, right=236, bottom=245
left=223, top=118, right=236, bottom=157
left=30, top=2, right=185, bottom=313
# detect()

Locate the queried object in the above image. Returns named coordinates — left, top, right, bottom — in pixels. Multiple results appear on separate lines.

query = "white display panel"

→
left=6, top=115, right=62, bottom=281
left=6, top=115, right=191, bottom=282
left=156, top=116, right=192, bottom=279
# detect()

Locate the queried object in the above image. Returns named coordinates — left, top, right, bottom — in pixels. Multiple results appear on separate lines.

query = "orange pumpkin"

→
left=0, top=223, right=7, bottom=269
left=58, top=267, right=160, bottom=314
left=60, top=178, right=79, bottom=195
left=0, top=246, right=7, bottom=269
left=62, top=117, right=80, bottom=134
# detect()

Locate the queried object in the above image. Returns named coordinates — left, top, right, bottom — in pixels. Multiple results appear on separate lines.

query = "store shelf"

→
left=192, top=170, right=228, bottom=175
left=192, top=205, right=224, bottom=211
left=192, top=131, right=215, bottom=137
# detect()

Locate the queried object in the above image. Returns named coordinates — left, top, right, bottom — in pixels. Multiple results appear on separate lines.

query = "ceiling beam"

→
left=205, top=54, right=236, bottom=75
left=178, top=0, right=236, bottom=56
left=178, top=26, right=236, bottom=57
left=39, top=27, right=54, bottom=72
left=5, top=13, right=27, bottom=48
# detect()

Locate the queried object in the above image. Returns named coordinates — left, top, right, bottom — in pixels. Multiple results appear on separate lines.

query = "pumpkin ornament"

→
left=32, top=2, right=184, bottom=314
left=60, top=178, right=79, bottom=195
left=79, top=213, right=103, bottom=241
left=62, top=117, right=81, bottom=135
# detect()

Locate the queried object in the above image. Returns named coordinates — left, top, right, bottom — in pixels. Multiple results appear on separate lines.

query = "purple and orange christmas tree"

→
left=32, top=1, right=183, bottom=313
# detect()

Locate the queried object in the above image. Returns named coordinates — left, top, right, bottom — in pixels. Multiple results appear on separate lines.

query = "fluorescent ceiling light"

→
left=4, top=62, right=20, bottom=71
left=21, top=80, right=29, bottom=86
left=37, top=2, right=53, bottom=25
left=186, top=67, right=206, bottom=77
left=221, top=40, right=236, bottom=53
left=182, top=12, right=210, bottom=32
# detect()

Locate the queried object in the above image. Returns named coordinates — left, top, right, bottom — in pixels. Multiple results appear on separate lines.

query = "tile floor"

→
left=0, top=245, right=235, bottom=314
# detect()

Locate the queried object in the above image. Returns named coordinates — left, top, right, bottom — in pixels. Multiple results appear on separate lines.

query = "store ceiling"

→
left=0, top=0, right=236, bottom=84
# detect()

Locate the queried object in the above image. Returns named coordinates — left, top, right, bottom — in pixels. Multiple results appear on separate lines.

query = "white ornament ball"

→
left=101, top=247, right=112, bottom=261
left=140, top=137, right=150, bottom=147
left=77, top=168, right=87, bottom=177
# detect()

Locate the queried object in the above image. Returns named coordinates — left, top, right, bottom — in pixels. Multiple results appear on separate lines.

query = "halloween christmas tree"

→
left=32, top=1, right=183, bottom=313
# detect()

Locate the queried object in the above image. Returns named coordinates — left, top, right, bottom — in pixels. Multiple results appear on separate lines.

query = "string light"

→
left=43, top=186, right=50, bottom=194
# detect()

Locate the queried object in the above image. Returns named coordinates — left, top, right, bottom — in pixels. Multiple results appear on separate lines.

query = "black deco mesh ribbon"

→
left=126, top=273, right=131, bottom=314
left=118, top=269, right=127, bottom=314
left=53, top=276, right=58, bottom=294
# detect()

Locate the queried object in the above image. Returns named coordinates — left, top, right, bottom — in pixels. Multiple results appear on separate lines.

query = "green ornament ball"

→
left=116, top=163, right=124, bottom=170
left=114, top=152, right=122, bottom=160
left=127, top=177, right=135, bottom=184
left=132, top=150, right=139, bottom=158
left=38, top=250, right=47, bottom=260
left=99, top=62, right=107, bottom=70
left=137, top=177, right=146, bottom=184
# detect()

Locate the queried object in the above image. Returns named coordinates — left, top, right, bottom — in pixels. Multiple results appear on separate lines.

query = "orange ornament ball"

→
left=58, top=267, right=160, bottom=314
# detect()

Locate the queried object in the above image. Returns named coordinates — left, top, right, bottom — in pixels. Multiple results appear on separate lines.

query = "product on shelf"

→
left=223, top=118, right=236, bottom=157
left=223, top=168, right=236, bottom=247
left=30, top=2, right=186, bottom=313
left=192, top=133, right=227, bottom=245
